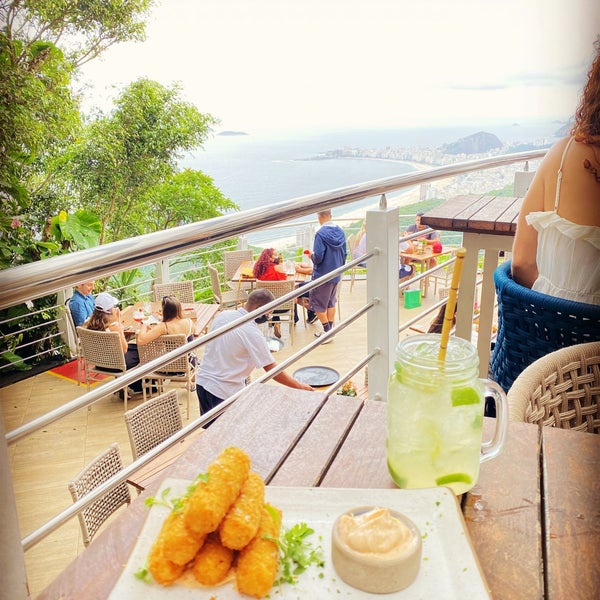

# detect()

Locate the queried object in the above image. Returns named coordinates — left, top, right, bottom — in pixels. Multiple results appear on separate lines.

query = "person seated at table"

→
left=352, top=223, right=367, bottom=267
left=294, top=262, right=318, bottom=324
left=511, top=42, right=600, bottom=305
left=69, top=280, right=95, bottom=326
left=84, top=292, right=143, bottom=394
left=253, top=247, right=287, bottom=337
left=399, top=239, right=415, bottom=281
left=403, top=212, right=440, bottom=269
left=136, top=295, right=194, bottom=345
left=196, top=289, right=314, bottom=426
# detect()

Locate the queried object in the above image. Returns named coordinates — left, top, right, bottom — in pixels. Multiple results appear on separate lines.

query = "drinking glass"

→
left=386, top=334, right=507, bottom=494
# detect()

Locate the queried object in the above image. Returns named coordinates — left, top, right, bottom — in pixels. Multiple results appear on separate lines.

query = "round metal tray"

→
left=293, top=366, right=340, bottom=387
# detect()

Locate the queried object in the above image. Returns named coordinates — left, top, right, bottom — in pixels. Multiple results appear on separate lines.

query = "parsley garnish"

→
left=144, top=473, right=209, bottom=513
left=272, top=522, right=325, bottom=586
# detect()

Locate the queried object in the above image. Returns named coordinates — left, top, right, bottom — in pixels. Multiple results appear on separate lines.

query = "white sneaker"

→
left=314, top=330, right=334, bottom=344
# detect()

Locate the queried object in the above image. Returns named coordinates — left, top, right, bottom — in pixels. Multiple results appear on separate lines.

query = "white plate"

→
left=142, top=315, right=160, bottom=326
left=110, top=480, right=491, bottom=599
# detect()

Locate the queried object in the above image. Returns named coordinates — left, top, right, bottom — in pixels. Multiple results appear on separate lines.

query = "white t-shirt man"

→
left=196, top=308, right=273, bottom=400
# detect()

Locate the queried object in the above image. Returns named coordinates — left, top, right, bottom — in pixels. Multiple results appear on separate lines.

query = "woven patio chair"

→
left=153, top=280, right=194, bottom=303
left=507, top=342, right=600, bottom=434
left=64, top=298, right=83, bottom=385
left=123, top=389, right=183, bottom=460
left=137, top=333, right=196, bottom=418
left=490, top=261, right=600, bottom=392
left=207, top=262, right=248, bottom=308
left=77, top=326, right=131, bottom=410
left=67, top=443, right=131, bottom=547
left=223, top=249, right=253, bottom=288
left=255, top=279, right=296, bottom=343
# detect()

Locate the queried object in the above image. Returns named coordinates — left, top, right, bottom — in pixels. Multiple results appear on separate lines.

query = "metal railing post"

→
left=366, top=199, right=399, bottom=402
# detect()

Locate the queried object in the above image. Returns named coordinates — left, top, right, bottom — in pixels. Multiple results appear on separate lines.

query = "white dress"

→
left=525, top=137, right=600, bottom=305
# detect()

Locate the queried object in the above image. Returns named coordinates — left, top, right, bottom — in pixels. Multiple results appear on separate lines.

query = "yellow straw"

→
left=438, top=248, right=467, bottom=362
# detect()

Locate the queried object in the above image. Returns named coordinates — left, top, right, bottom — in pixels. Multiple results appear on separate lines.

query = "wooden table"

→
left=38, top=385, right=599, bottom=600
left=121, top=301, right=220, bottom=337
left=400, top=247, right=451, bottom=297
left=422, top=194, right=524, bottom=376
left=230, top=260, right=308, bottom=287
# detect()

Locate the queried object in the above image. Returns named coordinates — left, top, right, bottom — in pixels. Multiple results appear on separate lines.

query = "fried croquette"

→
left=184, top=446, right=251, bottom=537
left=147, top=537, right=186, bottom=586
left=219, top=471, right=265, bottom=550
left=235, top=505, right=281, bottom=598
left=160, top=510, right=206, bottom=566
left=191, top=531, right=235, bottom=586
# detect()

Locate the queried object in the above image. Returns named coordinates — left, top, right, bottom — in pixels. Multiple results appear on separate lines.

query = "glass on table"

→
left=386, top=334, right=507, bottom=495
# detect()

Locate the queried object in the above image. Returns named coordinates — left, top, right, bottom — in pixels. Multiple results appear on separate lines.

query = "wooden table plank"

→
left=463, top=420, right=543, bottom=600
left=269, top=394, right=364, bottom=487
left=418, top=194, right=487, bottom=230
left=321, top=400, right=395, bottom=489
left=542, top=427, right=600, bottom=600
left=466, top=196, right=521, bottom=234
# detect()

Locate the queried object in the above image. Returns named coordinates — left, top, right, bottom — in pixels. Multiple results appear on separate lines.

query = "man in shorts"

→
left=304, top=209, right=347, bottom=342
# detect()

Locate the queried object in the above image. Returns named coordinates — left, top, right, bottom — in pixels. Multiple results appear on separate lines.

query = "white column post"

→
left=155, top=259, right=170, bottom=285
left=366, top=204, right=399, bottom=402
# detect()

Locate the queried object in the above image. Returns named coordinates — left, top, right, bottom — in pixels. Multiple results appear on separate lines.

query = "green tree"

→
left=63, top=79, right=221, bottom=242
left=0, top=0, right=154, bottom=265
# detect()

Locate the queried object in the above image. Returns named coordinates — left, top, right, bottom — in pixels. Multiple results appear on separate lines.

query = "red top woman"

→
left=253, top=248, right=286, bottom=281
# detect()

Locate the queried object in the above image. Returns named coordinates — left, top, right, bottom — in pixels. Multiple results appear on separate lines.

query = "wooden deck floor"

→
left=1, top=277, right=440, bottom=597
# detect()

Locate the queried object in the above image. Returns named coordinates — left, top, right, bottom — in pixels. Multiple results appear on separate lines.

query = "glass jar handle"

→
left=480, top=379, right=508, bottom=463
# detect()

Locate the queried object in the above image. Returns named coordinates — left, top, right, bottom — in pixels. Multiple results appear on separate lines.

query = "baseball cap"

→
left=95, top=292, right=119, bottom=314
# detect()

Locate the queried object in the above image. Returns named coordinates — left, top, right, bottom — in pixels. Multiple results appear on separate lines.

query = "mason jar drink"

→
left=387, top=334, right=507, bottom=495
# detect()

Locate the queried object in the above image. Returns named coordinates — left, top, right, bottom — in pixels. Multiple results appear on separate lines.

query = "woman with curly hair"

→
left=252, top=248, right=286, bottom=281
left=511, top=38, right=600, bottom=304
left=253, top=248, right=286, bottom=337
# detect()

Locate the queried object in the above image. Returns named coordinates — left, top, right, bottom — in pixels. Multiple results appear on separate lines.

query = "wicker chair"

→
left=490, top=261, right=600, bottom=392
left=67, top=443, right=131, bottom=547
left=255, top=279, right=296, bottom=342
left=507, top=342, right=600, bottom=434
left=76, top=326, right=131, bottom=410
left=153, top=280, right=195, bottom=303
left=207, top=262, right=248, bottom=308
left=123, top=389, right=183, bottom=460
left=137, top=334, right=196, bottom=418
left=64, top=298, right=83, bottom=385
left=223, top=249, right=253, bottom=289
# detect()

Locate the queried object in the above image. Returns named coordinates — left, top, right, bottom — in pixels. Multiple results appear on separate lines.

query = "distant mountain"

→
left=554, top=122, right=571, bottom=137
left=439, top=131, right=503, bottom=155
left=217, top=130, right=248, bottom=136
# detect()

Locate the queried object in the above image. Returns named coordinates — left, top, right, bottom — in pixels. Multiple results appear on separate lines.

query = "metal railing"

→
left=0, top=149, right=545, bottom=598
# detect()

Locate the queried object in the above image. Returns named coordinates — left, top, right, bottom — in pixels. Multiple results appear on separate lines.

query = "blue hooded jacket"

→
left=312, top=222, right=347, bottom=283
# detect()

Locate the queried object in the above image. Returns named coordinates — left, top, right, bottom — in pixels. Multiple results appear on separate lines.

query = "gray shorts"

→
left=309, top=281, right=339, bottom=313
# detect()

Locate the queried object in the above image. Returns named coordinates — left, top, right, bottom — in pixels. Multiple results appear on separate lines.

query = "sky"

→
left=77, top=0, right=600, bottom=134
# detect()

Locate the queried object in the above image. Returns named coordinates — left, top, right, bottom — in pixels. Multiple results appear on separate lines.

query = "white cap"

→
left=94, top=292, right=119, bottom=314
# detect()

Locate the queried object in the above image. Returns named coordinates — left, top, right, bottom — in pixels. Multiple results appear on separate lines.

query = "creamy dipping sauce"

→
left=338, top=507, right=413, bottom=558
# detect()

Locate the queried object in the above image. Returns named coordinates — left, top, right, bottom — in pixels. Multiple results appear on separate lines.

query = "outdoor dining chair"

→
left=137, top=333, right=196, bottom=418
left=255, top=279, right=296, bottom=343
left=153, top=280, right=195, bottom=303
left=67, top=443, right=131, bottom=547
left=507, top=342, right=600, bottom=434
left=76, top=326, right=131, bottom=410
left=123, top=389, right=183, bottom=460
left=207, top=262, right=248, bottom=308
left=223, top=249, right=253, bottom=290
left=490, top=260, right=600, bottom=392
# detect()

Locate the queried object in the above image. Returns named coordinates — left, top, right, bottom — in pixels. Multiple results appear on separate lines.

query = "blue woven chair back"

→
left=490, top=260, right=600, bottom=392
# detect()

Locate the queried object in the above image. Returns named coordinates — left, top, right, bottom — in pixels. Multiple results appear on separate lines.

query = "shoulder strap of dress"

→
left=555, top=137, right=575, bottom=211
left=164, top=322, right=169, bottom=334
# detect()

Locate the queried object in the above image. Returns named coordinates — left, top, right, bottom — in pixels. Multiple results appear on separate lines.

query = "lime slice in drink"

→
left=387, top=459, right=408, bottom=488
left=451, top=386, right=480, bottom=406
left=435, top=472, right=472, bottom=486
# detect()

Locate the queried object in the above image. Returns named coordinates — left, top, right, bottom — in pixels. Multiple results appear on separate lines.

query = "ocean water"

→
left=181, top=122, right=560, bottom=244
